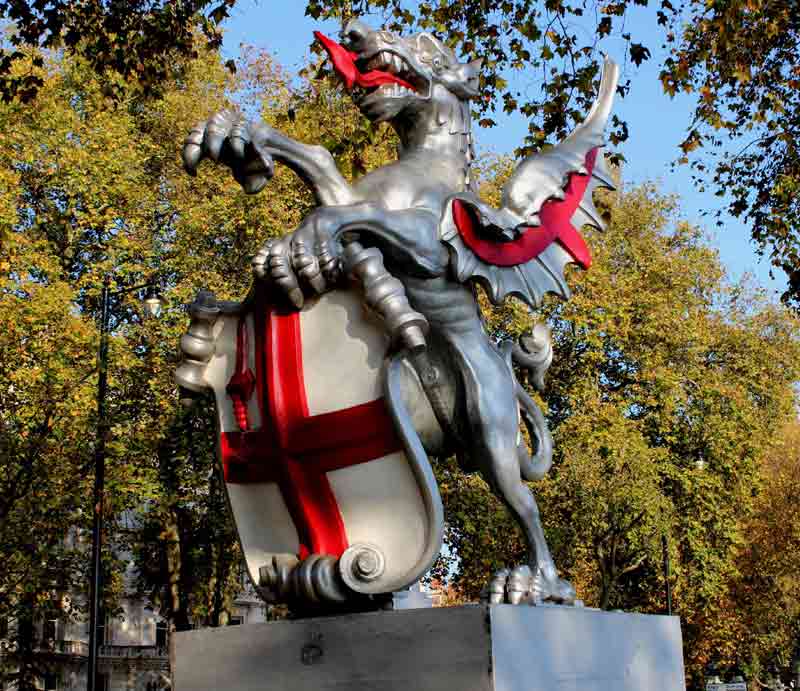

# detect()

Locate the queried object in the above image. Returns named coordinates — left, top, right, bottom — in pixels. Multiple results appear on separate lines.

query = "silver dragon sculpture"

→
left=180, top=19, right=619, bottom=607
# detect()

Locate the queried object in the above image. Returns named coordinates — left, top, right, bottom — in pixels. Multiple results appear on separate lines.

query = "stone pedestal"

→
left=173, top=604, right=686, bottom=691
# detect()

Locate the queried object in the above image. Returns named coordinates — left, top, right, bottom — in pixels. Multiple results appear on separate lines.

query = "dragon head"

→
left=315, top=20, right=482, bottom=129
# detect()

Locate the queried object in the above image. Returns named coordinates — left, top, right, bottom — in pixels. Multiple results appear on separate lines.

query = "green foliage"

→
left=0, top=0, right=236, bottom=102
left=717, top=422, right=800, bottom=683
left=434, top=174, right=800, bottom=684
left=659, top=0, right=800, bottom=309
left=0, top=37, right=398, bottom=672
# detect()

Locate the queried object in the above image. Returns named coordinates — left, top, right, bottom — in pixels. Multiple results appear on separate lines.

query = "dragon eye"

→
left=432, top=55, right=444, bottom=70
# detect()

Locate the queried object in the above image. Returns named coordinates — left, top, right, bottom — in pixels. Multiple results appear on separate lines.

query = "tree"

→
left=0, top=262, right=96, bottom=689
left=0, top=35, right=401, bottom=659
left=660, top=0, right=800, bottom=308
left=0, top=0, right=236, bottom=102
left=433, top=169, right=800, bottom=686
left=715, top=422, right=800, bottom=684
left=0, top=40, right=256, bottom=659
left=305, top=0, right=800, bottom=309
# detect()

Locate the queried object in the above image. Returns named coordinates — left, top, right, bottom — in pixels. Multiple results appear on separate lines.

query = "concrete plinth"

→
left=173, top=604, right=686, bottom=691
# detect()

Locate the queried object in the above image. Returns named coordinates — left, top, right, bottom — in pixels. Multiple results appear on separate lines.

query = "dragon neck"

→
left=394, top=97, right=475, bottom=190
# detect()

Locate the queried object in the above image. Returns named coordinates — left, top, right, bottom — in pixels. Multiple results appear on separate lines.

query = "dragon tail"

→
left=502, top=324, right=554, bottom=481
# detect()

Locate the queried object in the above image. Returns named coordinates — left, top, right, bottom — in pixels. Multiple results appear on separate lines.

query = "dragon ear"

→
left=440, top=58, right=483, bottom=99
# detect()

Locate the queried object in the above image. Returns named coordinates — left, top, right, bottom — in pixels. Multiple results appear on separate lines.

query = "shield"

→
left=200, top=284, right=443, bottom=596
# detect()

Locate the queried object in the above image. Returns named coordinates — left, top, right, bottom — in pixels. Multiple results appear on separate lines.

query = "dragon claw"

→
left=483, top=565, right=576, bottom=606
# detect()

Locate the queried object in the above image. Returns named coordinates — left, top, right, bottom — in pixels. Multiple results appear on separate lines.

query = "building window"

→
left=96, top=611, right=110, bottom=647
left=43, top=619, right=57, bottom=642
left=228, top=616, right=243, bottom=626
left=155, top=622, right=168, bottom=649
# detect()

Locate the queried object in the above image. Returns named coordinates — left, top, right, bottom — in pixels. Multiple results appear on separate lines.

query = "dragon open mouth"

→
left=315, top=32, right=427, bottom=100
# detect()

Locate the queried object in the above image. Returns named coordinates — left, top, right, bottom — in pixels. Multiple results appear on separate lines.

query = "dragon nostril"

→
left=341, top=18, right=370, bottom=49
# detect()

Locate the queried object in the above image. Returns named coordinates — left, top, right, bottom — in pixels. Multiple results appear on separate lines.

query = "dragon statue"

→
left=176, top=19, right=619, bottom=612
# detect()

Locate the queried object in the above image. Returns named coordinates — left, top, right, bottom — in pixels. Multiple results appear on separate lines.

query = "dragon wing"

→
left=440, top=56, right=620, bottom=308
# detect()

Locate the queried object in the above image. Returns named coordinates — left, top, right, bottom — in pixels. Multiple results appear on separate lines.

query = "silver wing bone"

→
left=440, top=198, right=574, bottom=308
left=502, top=56, right=619, bottom=230
left=440, top=56, right=619, bottom=309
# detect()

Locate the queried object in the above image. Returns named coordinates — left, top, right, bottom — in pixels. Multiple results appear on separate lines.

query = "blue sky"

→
left=220, top=1, right=781, bottom=298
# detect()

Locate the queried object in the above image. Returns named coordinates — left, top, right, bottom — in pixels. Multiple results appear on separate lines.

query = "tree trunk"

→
left=599, top=573, right=614, bottom=610
left=16, top=596, right=37, bottom=691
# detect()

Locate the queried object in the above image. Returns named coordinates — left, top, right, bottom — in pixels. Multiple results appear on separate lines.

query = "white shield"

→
left=199, top=285, right=442, bottom=596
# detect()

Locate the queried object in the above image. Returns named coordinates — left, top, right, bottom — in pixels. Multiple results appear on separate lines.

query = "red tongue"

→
left=314, top=31, right=415, bottom=92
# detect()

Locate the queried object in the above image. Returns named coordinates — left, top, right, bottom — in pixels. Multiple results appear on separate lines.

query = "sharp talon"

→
left=252, top=141, right=275, bottom=178
left=243, top=175, right=268, bottom=195
left=308, top=273, right=326, bottom=294
left=230, top=137, right=246, bottom=160
left=486, top=565, right=574, bottom=606
left=289, top=288, right=304, bottom=309
left=182, top=143, right=202, bottom=174
left=229, top=122, right=248, bottom=159
left=205, top=124, right=228, bottom=161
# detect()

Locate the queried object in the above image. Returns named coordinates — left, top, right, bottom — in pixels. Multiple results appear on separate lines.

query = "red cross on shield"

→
left=203, top=284, right=442, bottom=595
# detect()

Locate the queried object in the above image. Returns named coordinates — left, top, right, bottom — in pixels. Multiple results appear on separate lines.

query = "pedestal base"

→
left=173, top=604, right=685, bottom=691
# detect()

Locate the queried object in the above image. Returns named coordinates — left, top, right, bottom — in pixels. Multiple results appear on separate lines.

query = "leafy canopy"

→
left=435, top=167, right=800, bottom=686
left=2, top=0, right=798, bottom=304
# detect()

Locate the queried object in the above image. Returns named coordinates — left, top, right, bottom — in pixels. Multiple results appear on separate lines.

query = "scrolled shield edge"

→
left=340, top=351, right=444, bottom=595
left=175, top=286, right=445, bottom=604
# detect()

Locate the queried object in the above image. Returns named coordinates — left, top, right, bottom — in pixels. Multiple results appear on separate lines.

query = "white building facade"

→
left=1, top=578, right=267, bottom=690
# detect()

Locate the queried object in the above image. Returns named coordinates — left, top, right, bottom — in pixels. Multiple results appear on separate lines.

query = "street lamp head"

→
left=142, top=285, right=164, bottom=320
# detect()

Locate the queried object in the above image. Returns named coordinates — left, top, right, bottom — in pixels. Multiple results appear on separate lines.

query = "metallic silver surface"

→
left=174, top=290, right=220, bottom=394
left=258, top=554, right=351, bottom=605
left=505, top=323, right=553, bottom=393
left=343, top=240, right=428, bottom=352
left=502, top=60, right=618, bottom=228
left=382, top=352, right=447, bottom=591
left=181, top=21, right=620, bottom=608
left=339, top=543, right=387, bottom=588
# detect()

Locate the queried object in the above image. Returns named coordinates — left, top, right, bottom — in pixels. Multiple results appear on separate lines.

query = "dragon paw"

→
left=482, top=565, right=576, bottom=606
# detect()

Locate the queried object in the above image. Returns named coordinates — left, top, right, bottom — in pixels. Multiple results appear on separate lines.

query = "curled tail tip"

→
left=511, top=323, right=554, bottom=392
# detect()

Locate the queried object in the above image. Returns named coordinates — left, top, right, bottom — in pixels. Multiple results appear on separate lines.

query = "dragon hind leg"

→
left=453, top=337, right=575, bottom=605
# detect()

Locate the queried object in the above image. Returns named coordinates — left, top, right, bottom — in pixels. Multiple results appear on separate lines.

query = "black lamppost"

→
left=87, top=278, right=163, bottom=691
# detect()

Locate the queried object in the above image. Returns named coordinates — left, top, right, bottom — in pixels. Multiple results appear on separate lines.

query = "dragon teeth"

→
left=375, top=83, right=412, bottom=97
left=367, top=51, right=411, bottom=77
